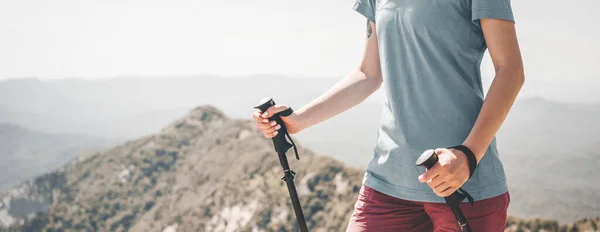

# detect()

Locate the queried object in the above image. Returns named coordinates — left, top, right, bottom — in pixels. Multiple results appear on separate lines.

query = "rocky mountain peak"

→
left=160, top=105, right=228, bottom=136
left=188, top=105, right=228, bottom=122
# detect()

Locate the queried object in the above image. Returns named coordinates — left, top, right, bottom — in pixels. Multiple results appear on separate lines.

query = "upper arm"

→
left=352, top=0, right=382, bottom=84
left=481, top=19, right=524, bottom=75
left=359, top=20, right=383, bottom=84
left=471, top=0, right=523, bottom=75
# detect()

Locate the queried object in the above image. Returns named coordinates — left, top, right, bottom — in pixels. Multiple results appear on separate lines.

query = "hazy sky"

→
left=0, top=0, right=599, bottom=101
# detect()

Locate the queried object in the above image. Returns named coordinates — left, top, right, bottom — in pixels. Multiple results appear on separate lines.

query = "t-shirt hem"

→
left=472, top=8, right=515, bottom=23
left=362, top=172, right=509, bottom=203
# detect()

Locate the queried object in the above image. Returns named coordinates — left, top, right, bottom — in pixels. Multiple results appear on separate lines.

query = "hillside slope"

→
left=2, top=78, right=598, bottom=222
left=0, top=124, right=115, bottom=190
left=1, top=106, right=364, bottom=231
left=1, top=106, right=598, bottom=232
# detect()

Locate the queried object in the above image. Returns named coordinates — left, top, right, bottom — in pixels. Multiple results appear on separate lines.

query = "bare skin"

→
left=418, top=18, right=525, bottom=197
left=252, top=20, right=382, bottom=138
left=253, top=18, right=525, bottom=198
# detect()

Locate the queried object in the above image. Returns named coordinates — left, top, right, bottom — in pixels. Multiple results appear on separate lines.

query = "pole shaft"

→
left=278, top=152, right=308, bottom=232
left=449, top=200, right=471, bottom=232
left=255, top=98, right=308, bottom=232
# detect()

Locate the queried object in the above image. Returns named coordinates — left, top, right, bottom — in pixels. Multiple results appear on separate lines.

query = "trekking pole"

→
left=254, top=97, right=309, bottom=232
left=416, top=149, right=473, bottom=232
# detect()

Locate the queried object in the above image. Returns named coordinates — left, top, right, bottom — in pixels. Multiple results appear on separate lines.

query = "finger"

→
left=434, top=148, right=448, bottom=155
left=256, top=121, right=269, bottom=130
left=418, top=162, right=442, bottom=183
left=257, top=120, right=277, bottom=130
left=438, top=186, right=457, bottom=197
left=433, top=181, right=450, bottom=196
left=264, top=131, right=277, bottom=138
left=261, top=124, right=281, bottom=135
left=449, top=177, right=466, bottom=188
left=261, top=104, right=289, bottom=118
left=427, top=175, right=444, bottom=188
left=253, top=110, right=269, bottom=123
left=253, top=110, right=261, bottom=120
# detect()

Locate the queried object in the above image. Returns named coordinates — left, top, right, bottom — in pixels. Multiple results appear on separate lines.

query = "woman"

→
left=252, top=0, right=524, bottom=231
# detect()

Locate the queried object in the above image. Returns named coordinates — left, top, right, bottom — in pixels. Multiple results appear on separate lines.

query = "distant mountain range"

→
left=1, top=106, right=598, bottom=232
left=0, top=77, right=598, bottom=223
left=0, top=77, right=346, bottom=138
left=0, top=105, right=190, bottom=141
left=0, top=124, right=116, bottom=191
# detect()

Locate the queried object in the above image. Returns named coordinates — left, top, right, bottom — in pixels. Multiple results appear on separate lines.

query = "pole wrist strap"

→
left=280, top=107, right=299, bottom=160
left=448, top=144, right=478, bottom=179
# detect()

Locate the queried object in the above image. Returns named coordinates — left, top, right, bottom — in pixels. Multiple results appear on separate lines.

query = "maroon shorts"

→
left=346, top=185, right=510, bottom=232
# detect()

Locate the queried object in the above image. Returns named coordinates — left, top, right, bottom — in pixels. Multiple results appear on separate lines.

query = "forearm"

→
left=295, top=70, right=382, bottom=130
left=463, top=67, right=524, bottom=162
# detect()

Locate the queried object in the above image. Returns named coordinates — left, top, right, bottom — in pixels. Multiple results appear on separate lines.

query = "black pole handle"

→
left=416, top=149, right=472, bottom=232
left=415, top=149, right=439, bottom=170
left=254, top=97, right=295, bottom=155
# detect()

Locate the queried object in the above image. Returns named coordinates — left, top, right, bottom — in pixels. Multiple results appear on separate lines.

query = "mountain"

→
left=0, top=106, right=68, bottom=136
left=0, top=106, right=598, bottom=232
left=0, top=105, right=190, bottom=140
left=0, top=124, right=116, bottom=190
left=496, top=98, right=600, bottom=223
left=1, top=77, right=599, bottom=223
left=0, top=106, right=364, bottom=231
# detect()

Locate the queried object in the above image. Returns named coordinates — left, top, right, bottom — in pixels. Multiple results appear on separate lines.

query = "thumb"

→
left=261, top=104, right=289, bottom=118
left=434, top=148, right=446, bottom=155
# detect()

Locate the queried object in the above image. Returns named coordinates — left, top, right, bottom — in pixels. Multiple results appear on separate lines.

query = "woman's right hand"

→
left=252, top=104, right=303, bottom=139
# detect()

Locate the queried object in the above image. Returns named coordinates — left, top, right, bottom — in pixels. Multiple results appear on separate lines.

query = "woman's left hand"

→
left=418, top=148, right=471, bottom=197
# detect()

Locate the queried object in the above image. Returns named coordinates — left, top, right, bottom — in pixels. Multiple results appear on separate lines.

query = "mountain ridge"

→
left=0, top=123, right=116, bottom=191
left=1, top=105, right=598, bottom=232
left=0, top=105, right=363, bottom=231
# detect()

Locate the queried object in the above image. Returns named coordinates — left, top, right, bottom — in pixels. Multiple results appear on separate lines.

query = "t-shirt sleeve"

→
left=353, top=0, right=377, bottom=23
left=471, top=0, right=514, bottom=26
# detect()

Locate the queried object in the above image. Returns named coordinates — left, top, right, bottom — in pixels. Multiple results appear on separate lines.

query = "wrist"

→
left=462, top=140, right=486, bottom=163
left=449, top=144, right=478, bottom=179
left=294, top=107, right=311, bottom=132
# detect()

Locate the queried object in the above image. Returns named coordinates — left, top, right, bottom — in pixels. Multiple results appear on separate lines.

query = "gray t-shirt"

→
left=353, top=0, right=515, bottom=202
